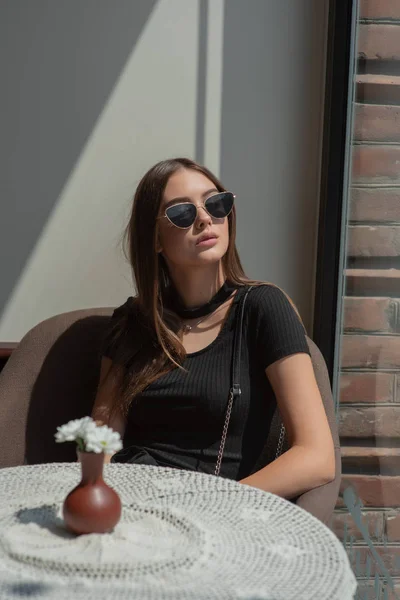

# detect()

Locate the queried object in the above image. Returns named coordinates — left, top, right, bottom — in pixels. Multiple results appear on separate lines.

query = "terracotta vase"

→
left=63, top=451, right=122, bottom=535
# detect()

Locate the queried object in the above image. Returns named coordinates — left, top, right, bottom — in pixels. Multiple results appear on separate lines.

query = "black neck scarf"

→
left=170, top=280, right=239, bottom=320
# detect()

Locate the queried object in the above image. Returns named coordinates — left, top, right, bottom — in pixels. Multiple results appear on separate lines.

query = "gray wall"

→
left=0, top=0, right=156, bottom=314
left=221, top=1, right=327, bottom=329
left=0, top=0, right=328, bottom=339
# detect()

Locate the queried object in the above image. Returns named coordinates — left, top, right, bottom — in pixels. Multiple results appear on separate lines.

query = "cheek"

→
left=158, top=224, right=187, bottom=257
left=220, top=220, right=230, bottom=249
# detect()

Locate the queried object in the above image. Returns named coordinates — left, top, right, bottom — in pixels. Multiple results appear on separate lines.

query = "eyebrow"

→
left=163, top=188, right=219, bottom=209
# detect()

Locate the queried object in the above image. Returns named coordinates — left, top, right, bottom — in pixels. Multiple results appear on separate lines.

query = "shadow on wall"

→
left=0, top=0, right=157, bottom=316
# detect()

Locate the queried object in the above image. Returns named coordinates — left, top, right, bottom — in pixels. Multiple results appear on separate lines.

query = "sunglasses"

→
left=159, top=191, right=235, bottom=229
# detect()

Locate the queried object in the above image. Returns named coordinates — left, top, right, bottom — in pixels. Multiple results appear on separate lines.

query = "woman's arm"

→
left=239, top=353, right=335, bottom=499
left=91, top=357, right=127, bottom=464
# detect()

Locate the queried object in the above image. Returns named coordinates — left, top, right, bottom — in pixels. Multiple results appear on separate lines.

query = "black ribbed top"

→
left=104, top=285, right=310, bottom=480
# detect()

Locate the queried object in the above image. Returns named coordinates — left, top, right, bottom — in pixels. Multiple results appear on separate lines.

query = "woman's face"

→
left=157, top=168, right=230, bottom=270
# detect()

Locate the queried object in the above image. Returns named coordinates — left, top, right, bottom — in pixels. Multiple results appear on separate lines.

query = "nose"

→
left=194, top=204, right=212, bottom=229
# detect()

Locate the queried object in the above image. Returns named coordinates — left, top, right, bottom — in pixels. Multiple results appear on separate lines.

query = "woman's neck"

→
left=167, top=264, right=226, bottom=309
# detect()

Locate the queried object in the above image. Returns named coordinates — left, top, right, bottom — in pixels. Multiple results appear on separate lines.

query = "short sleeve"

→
left=248, top=285, right=310, bottom=369
left=102, top=297, right=135, bottom=361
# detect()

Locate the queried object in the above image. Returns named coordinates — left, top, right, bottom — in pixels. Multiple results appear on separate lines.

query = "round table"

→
left=0, top=463, right=356, bottom=600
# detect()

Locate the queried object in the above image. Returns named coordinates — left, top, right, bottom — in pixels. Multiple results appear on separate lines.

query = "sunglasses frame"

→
left=159, top=191, right=236, bottom=230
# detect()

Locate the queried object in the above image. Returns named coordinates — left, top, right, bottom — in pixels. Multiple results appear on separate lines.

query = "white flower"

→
left=55, top=417, right=95, bottom=443
left=84, top=425, right=123, bottom=455
left=55, top=417, right=122, bottom=454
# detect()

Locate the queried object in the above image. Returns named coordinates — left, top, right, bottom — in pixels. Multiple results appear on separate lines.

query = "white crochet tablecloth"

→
left=0, top=463, right=356, bottom=600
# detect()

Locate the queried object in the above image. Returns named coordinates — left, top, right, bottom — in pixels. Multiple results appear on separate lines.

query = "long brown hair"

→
left=106, top=158, right=302, bottom=417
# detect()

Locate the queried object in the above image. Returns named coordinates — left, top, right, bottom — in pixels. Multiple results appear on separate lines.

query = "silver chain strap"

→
left=214, top=389, right=235, bottom=477
left=275, top=423, right=286, bottom=460
left=214, top=286, right=252, bottom=478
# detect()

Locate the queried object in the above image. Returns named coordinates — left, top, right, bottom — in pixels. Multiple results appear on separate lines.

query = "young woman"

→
left=92, top=157, right=335, bottom=499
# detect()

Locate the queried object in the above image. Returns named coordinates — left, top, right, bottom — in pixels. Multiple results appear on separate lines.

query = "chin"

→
left=195, top=246, right=227, bottom=262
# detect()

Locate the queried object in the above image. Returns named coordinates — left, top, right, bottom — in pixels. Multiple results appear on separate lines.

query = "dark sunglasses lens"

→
left=166, top=203, right=197, bottom=228
left=205, top=192, right=234, bottom=218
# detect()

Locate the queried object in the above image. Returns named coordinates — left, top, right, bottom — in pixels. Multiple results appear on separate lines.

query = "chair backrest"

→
left=0, top=313, right=341, bottom=523
left=0, top=308, right=113, bottom=468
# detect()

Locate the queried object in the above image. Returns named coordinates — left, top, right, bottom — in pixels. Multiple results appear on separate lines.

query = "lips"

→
left=196, top=233, right=217, bottom=245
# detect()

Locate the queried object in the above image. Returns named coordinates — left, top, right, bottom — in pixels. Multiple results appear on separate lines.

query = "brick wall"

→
left=330, top=2, right=400, bottom=597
